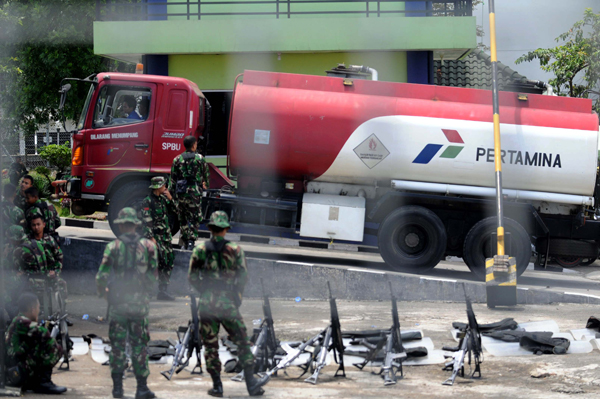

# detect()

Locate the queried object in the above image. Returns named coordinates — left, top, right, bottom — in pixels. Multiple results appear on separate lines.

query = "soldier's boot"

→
left=207, top=375, right=224, bottom=397
left=31, top=367, right=67, bottom=395
left=111, top=373, right=124, bottom=398
left=244, top=365, right=269, bottom=396
left=157, top=283, right=176, bottom=301
left=134, top=376, right=155, bottom=399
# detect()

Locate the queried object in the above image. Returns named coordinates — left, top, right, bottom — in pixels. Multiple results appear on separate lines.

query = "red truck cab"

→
left=66, top=72, right=207, bottom=227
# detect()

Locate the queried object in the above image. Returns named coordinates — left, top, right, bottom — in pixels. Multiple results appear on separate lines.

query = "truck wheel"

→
left=108, top=181, right=151, bottom=234
left=554, top=256, right=583, bottom=268
left=378, top=206, right=447, bottom=273
left=463, top=217, right=531, bottom=281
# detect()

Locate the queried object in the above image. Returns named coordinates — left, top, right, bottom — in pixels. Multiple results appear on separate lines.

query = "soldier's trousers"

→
left=200, top=308, right=254, bottom=377
left=175, top=194, right=202, bottom=243
left=109, top=313, right=150, bottom=377
left=8, top=337, right=62, bottom=383
left=156, top=239, right=174, bottom=285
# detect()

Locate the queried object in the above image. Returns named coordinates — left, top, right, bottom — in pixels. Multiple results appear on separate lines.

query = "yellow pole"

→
left=485, top=0, right=517, bottom=308
left=489, top=0, right=504, bottom=257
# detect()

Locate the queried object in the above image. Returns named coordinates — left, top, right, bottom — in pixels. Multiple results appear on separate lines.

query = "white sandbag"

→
left=569, top=328, right=598, bottom=341
left=518, top=320, right=560, bottom=334
left=71, top=337, right=89, bottom=356
left=91, top=344, right=110, bottom=364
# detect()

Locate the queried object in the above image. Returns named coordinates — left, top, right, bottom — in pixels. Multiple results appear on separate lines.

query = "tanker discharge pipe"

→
left=391, top=179, right=594, bottom=206
left=527, top=80, right=554, bottom=96
left=349, top=65, right=378, bottom=81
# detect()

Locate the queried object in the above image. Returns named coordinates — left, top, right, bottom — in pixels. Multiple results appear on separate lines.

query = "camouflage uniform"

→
left=2, top=226, right=27, bottom=314
left=25, top=199, right=61, bottom=240
left=21, top=234, right=63, bottom=276
left=141, top=177, right=175, bottom=286
left=9, top=161, right=27, bottom=185
left=96, top=208, right=158, bottom=378
left=1, top=199, right=25, bottom=236
left=188, top=211, right=254, bottom=378
left=5, top=314, right=63, bottom=380
left=169, top=150, right=210, bottom=245
left=21, top=233, right=67, bottom=313
left=13, top=192, right=28, bottom=211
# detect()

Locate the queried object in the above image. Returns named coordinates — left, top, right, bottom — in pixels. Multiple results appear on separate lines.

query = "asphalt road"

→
left=57, top=224, right=600, bottom=300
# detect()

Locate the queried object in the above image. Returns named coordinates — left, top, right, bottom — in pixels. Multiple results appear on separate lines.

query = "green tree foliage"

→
left=39, top=142, right=71, bottom=172
left=516, top=8, right=600, bottom=111
left=0, top=0, right=133, bottom=137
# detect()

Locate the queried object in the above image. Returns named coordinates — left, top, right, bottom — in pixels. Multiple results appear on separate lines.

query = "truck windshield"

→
left=77, top=84, right=95, bottom=130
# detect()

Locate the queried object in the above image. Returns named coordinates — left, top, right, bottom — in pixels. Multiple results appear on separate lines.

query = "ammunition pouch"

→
left=175, top=179, right=189, bottom=195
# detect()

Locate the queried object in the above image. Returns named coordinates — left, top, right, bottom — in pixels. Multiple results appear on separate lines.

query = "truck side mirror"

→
left=59, top=83, right=72, bottom=110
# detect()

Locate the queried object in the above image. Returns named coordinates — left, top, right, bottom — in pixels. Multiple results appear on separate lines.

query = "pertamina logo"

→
left=412, top=129, right=464, bottom=164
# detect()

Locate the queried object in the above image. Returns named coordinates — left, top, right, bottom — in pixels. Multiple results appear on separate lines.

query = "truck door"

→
left=151, top=87, right=192, bottom=172
left=85, top=81, right=156, bottom=181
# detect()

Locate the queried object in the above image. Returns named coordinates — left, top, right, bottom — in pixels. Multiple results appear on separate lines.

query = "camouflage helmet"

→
left=114, top=207, right=141, bottom=225
left=149, top=176, right=166, bottom=189
left=207, top=211, right=230, bottom=229
left=7, top=225, right=26, bottom=241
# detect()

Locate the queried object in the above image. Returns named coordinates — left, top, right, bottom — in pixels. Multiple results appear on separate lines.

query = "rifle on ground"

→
left=232, top=278, right=279, bottom=382
left=161, top=293, right=203, bottom=380
left=353, top=281, right=407, bottom=385
left=48, top=291, right=72, bottom=371
left=442, top=284, right=482, bottom=386
left=304, top=281, right=346, bottom=384
left=41, top=279, right=72, bottom=371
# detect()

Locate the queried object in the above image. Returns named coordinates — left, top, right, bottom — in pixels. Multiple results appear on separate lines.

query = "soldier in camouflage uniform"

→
left=96, top=208, right=158, bottom=399
left=8, top=156, right=28, bottom=185
left=141, top=176, right=176, bottom=301
left=2, top=225, right=28, bottom=318
left=1, top=183, right=25, bottom=237
left=23, top=214, right=68, bottom=319
left=5, top=292, right=67, bottom=394
left=14, top=174, right=33, bottom=211
left=189, top=211, right=269, bottom=397
left=169, top=135, right=210, bottom=250
left=24, top=186, right=61, bottom=242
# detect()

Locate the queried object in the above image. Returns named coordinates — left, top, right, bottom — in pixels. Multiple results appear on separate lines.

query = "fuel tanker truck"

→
left=58, top=68, right=600, bottom=280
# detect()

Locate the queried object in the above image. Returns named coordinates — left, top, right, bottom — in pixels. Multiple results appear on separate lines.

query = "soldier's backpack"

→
left=175, top=152, right=199, bottom=195
left=107, top=237, right=147, bottom=305
left=23, top=238, right=49, bottom=273
left=202, top=239, right=242, bottom=306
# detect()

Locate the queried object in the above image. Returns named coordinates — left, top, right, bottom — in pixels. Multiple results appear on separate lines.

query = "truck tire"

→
left=108, top=181, right=151, bottom=234
left=108, top=181, right=181, bottom=236
left=378, top=206, right=447, bottom=273
left=554, top=256, right=583, bottom=268
left=547, top=238, right=599, bottom=258
left=463, top=217, right=531, bottom=281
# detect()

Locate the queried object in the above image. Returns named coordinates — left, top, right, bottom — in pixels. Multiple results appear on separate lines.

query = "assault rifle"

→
left=264, top=282, right=346, bottom=383
left=161, top=293, right=203, bottom=380
left=304, top=281, right=346, bottom=384
left=45, top=280, right=72, bottom=371
left=353, top=281, right=407, bottom=385
left=442, top=284, right=482, bottom=386
left=232, top=279, right=279, bottom=382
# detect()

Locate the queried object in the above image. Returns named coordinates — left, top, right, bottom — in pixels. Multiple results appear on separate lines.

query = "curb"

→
left=59, top=217, right=380, bottom=252
left=60, top=237, right=600, bottom=305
